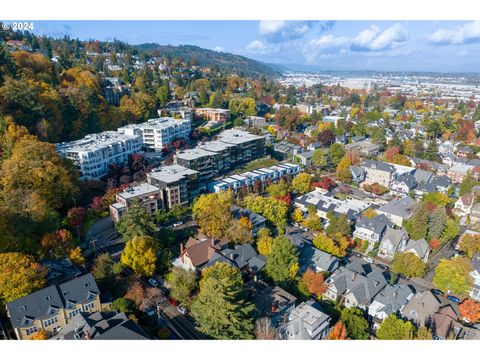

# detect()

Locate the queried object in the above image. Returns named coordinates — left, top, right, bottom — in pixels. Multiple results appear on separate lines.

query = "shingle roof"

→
left=378, top=197, right=416, bottom=218
left=393, top=173, right=418, bottom=189
left=363, top=160, right=396, bottom=173
left=370, top=284, right=415, bottom=316
left=355, top=216, right=388, bottom=235
left=405, top=239, right=429, bottom=259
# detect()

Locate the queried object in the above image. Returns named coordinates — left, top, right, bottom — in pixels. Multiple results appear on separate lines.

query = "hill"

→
left=134, top=44, right=279, bottom=79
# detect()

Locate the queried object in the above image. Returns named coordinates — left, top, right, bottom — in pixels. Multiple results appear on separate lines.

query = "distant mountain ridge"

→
left=134, top=44, right=279, bottom=79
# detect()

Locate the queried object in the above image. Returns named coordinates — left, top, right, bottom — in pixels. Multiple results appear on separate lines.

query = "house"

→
left=52, top=311, right=149, bottom=340
left=350, top=166, right=366, bottom=183
left=246, top=281, right=297, bottom=326
left=345, top=139, right=381, bottom=157
left=353, top=215, right=390, bottom=250
left=367, top=284, right=415, bottom=327
left=296, top=150, right=314, bottom=166
left=324, top=261, right=388, bottom=310
left=470, top=253, right=480, bottom=301
left=391, top=174, right=418, bottom=196
left=404, top=239, right=430, bottom=262
left=412, top=169, right=434, bottom=185
left=361, top=160, right=396, bottom=188
left=470, top=203, right=480, bottom=224
left=447, top=163, right=474, bottom=184
left=378, top=228, right=409, bottom=259
left=172, top=235, right=230, bottom=272
left=40, top=258, right=82, bottom=286
left=279, top=300, right=331, bottom=340
left=273, top=141, right=303, bottom=160
left=431, top=305, right=464, bottom=340
left=377, top=197, right=416, bottom=227
left=453, top=193, right=475, bottom=218
left=307, top=141, right=321, bottom=151
left=428, top=175, right=452, bottom=193
left=299, top=244, right=340, bottom=273
left=6, top=273, right=102, bottom=340
left=401, top=290, right=442, bottom=327
left=220, top=244, right=266, bottom=274
left=231, top=205, right=266, bottom=236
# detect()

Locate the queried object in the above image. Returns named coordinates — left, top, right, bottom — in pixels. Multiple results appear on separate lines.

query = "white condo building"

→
left=56, top=131, right=142, bottom=180
left=119, top=117, right=191, bottom=151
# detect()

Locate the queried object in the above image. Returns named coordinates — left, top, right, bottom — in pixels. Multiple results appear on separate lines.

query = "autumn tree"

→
left=124, top=281, right=146, bottom=309
left=302, top=212, right=323, bottom=232
left=31, top=330, right=48, bottom=340
left=266, top=180, right=289, bottom=198
left=363, top=208, right=378, bottom=219
left=120, top=235, right=158, bottom=277
left=335, top=156, right=352, bottom=183
left=191, top=262, right=254, bottom=339
left=299, top=269, right=326, bottom=297
left=391, top=252, right=427, bottom=278
left=0, top=252, right=46, bottom=307
left=458, top=233, right=480, bottom=259
left=340, top=308, right=369, bottom=340
left=69, top=246, right=85, bottom=266
left=243, top=195, right=288, bottom=228
left=326, top=212, right=351, bottom=237
left=255, top=317, right=279, bottom=340
left=291, top=172, right=312, bottom=194
left=265, top=235, right=299, bottom=284
left=311, top=148, right=327, bottom=167
left=313, top=232, right=349, bottom=258
left=459, top=299, right=480, bottom=323
left=291, top=208, right=304, bottom=223
left=192, top=191, right=233, bottom=238
left=328, top=321, right=348, bottom=340
left=116, top=199, right=157, bottom=241
left=328, top=143, right=345, bottom=165
left=226, top=216, right=253, bottom=244
left=376, top=314, right=415, bottom=340
left=166, top=267, right=197, bottom=306
left=433, top=257, right=473, bottom=297
left=256, top=228, right=274, bottom=256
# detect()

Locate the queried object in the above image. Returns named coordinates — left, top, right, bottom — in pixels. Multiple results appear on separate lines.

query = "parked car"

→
left=431, top=289, right=444, bottom=297
left=177, top=305, right=188, bottom=315
left=363, top=256, right=374, bottom=264
left=148, top=278, right=159, bottom=287
left=145, top=307, right=156, bottom=317
left=447, top=295, right=461, bottom=303
left=173, top=221, right=183, bottom=228
left=160, top=286, right=170, bottom=296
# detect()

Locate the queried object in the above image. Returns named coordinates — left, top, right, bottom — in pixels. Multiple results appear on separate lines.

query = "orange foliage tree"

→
left=459, top=299, right=480, bottom=323
left=328, top=321, right=348, bottom=340
left=299, top=269, right=326, bottom=296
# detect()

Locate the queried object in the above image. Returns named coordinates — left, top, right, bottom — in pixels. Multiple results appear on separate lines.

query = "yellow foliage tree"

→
left=120, top=235, right=158, bottom=277
left=69, top=246, right=86, bottom=266
left=193, top=191, right=233, bottom=238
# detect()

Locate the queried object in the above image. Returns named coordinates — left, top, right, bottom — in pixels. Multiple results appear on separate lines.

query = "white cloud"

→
left=352, top=23, right=407, bottom=51
left=213, top=46, right=224, bottom=52
left=310, top=34, right=350, bottom=48
left=429, top=21, right=480, bottom=45
left=458, top=50, right=470, bottom=57
left=246, top=40, right=266, bottom=52
left=259, top=20, right=285, bottom=35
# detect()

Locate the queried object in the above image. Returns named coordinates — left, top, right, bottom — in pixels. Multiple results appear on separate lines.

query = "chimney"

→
left=180, top=243, right=184, bottom=254
left=393, top=291, right=397, bottom=299
left=351, top=272, right=356, bottom=281
left=229, top=253, right=235, bottom=261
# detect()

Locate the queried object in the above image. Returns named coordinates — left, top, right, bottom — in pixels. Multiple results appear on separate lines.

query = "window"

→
left=84, top=302, right=95, bottom=312
left=43, top=316, right=58, bottom=327
left=25, top=326, right=38, bottom=336
left=68, top=308, right=81, bottom=319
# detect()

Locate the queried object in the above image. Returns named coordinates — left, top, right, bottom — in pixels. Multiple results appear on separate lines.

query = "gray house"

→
left=401, top=291, right=442, bottom=327
left=299, top=244, right=340, bottom=273
left=367, top=284, right=415, bottom=327
left=404, top=238, right=430, bottom=263
left=279, top=300, right=331, bottom=340
left=377, top=197, right=416, bottom=227
left=378, top=228, right=409, bottom=259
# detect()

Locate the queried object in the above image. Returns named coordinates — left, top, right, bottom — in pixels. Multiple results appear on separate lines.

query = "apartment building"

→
left=194, top=108, right=230, bottom=122
left=147, top=164, right=200, bottom=209
left=6, top=273, right=102, bottom=340
left=175, top=148, right=220, bottom=183
left=361, top=160, right=396, bottom=188
left=216, top=129, right=265, bottom=164
left=109, top=183, right=163, bottom=222
left=56, top=131, right=142, bottom=180
left=119, top=117, right=191, bottom=151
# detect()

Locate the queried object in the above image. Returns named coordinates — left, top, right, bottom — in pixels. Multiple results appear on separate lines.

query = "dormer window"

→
left=19, top=305, right=26, bottom=312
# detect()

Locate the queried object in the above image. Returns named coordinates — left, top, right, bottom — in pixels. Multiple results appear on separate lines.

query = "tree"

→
left=441, top=218, right=460, bottom=242
left=191, top=262, right=254, bottom=339
left=40, top=229, right=76, bottom=259
left=116, top=199, right=157, bottom=241
left=92, top=253, right=117, bottom=290
left=391, top=252, right=427, bottom=278
left=376, top=314, right=414, bottom=340
left=291, top=172, right=312, bottom=194
left=433, top=257, right=473, bottom=297
left=31, top=330, right=48, bottom=340
left=69, top=246, right=85, bottom=266
left=459, top=170, right=474, bottom=196
left=291, top=208, right=304, bottom=223
left=311, top=148, right=327, bottom=167
left=124, top=281, right=146, bottom=309
left=428, top=208, right=447, bottom=240
left=0, top=252, right=46, bottom=307
left=423, top=192, right=451, bottom=207
left=243, top=195, right=288, bottom=228
left=458, top=233, right=480, bottom=259
left=156, top=84, right=171, bottom=108
left=459, top=299, right=480, bottom=323
left=256, top=228, right=274, bottom=256
left=408, top=203, right=430, bottom=240
left=313, top=232, right=349, bottom=258
left=265, top=235, right=299, bottom=284
left=328, top=321, right=348, bottom=340
left=326, top=212, right=351, bottom=237
left=192, top=191, right=233, bottom=238
left=335, top=156, right=352, bottom=183
left=120, top=235, right=158, bottom=277
left=229, top=97, right=257, bottom=116
left=111, top=297, right=136, bottom=316
left=266, top=180, right=289, bottom=197
left=302, top=212, right=323, bottom=232
left=363, top=208, right=378, bottom=219
left=415, top=326, right=433, bottom=340
left=226, top=217, right=253, bottom=244
left=166, top=267, right=197, bottom=306
left=340, top=308, right=369, bottom=340
left=299, top=269, right=326, bottom=297
left=255, top=317, right=279, bottom=340
left=329, top=143, right=345, bottom=165
left=424, top=141, right=440, bottom=162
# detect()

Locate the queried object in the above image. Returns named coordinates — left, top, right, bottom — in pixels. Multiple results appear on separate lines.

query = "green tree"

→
left=120, top=235, right=158, bottom=277
left=266, top=180, right=289, bottom=197
left=335, top=156, right=352, bottom=183
left=408, top=203, right=429, bottom=240
left=340, top=308, right=369, bottom=340
left=428, top=208, right=447, bottom=240
left=424, top=140, right=439, bottom=162
left=328, top=143, right=345, bottom=165
left=156, top=84, right=171, bottom=108
left=441, top=218, right=460, bottom=242
left=92, top=253, right=117, bottom=291
left=376, top=314, right=414, bottom=340
left=291, top=172, right=312, bottom=194
left=458, top=233, right=480, bottom=259
left=326, top=212, right=351, bottom=237
left=116, top=199, right=157, bottom=241
left=111, top=298, right=136, bottom=315
left=243, top=195, right=288, bottom=228
left=191, top=263, right=254, bottom=339
left=391, top=252, right=427, bottom=278
left=311, top=148, right=327, bottom=167
left=192, top=191, right=233, bottom=239
left=166, top=267, right=197, bottom=306
left=0, top=252, right=46, bottom=307
left=432, top=257, right=473, bottom=297
left=265, top=235, right=299, bottom=284
left=302, top=212, right=323, bottom=232
left=459, top=170, right=474, bottom=196
left=229, top=97, right=257, bottom=116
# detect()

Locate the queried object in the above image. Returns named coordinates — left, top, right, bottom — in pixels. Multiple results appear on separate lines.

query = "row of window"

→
left=43, top=316, right=58, bottom=328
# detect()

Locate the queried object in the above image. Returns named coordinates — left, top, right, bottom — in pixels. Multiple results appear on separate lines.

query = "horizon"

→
left=20, top=20, right=480, bottom=73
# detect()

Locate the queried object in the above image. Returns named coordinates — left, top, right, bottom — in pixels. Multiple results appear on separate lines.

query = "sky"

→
left=26, top=20, right=480, bottom=73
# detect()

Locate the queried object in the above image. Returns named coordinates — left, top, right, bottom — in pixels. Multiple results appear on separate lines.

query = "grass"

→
left=236, top=157, right=279, bottom=173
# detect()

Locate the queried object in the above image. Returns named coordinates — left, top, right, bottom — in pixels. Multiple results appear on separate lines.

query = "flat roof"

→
left=216, top=128, right=263, bottom=145
left=56, top=131, right=140, bottom=154
left=149, top=164, right=198, bottom=184
left=119, top=117, right=190, bottom=130
left=117, top=183, right=160, bottom=199
left=176, top=148, right=217, bottom=161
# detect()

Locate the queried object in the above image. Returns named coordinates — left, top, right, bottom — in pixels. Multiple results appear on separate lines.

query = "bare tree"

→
left=255, top=317, right=279, bottom=340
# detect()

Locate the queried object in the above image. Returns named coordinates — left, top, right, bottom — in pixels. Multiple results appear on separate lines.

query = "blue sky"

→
left=28, top=20, right=480, bottom=72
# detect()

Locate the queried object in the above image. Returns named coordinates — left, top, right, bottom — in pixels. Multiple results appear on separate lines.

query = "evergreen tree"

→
left=116, top=199, right=157, bottom=241
left=428, top=208, right=447, bottom=240
left=409, top=203, right=429, bottom=240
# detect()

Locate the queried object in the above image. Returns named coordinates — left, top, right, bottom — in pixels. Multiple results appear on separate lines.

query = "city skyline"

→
left=26, top=20, right=480, bottom=73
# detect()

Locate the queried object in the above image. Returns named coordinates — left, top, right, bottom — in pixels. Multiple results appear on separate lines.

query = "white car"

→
left=177, top=306, right=188, bottom=315
left=363, top=257, right=374, bottom=264
left=148, top=278, right=159, bottom=287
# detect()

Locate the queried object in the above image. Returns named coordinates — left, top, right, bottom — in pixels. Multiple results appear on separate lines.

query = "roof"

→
left=246, top=281, right=297, bottom=318
left=231, top=205, right=266, bottom=226
left=393, top=173, right=418, bottom=189
left=53, top=311, right=149, bottom=340
left=429, top=175, right=451, bottom=188
left=299, top=244, right=340, bottom=272
left=56, top=131, right=140, bottom=154
left=117, top=183, right=160, bottom=200
left=7, top=273, right=99, bottom=329
left=402, top=291, right=442, bottom=326
left=221, top=244, right=266, bottom=272
left=148, top=164, right=198, bottom=184
left=182, top=237, right=229, bottom=268
left=432, top=305, right=463, bottom=339
left=280, top=300, right=330, bottom=340
left=381, top=227, right=408, bottom=248
left=369, top=284, right=415, bottom=317
left=355, top=216, right=388, bottom=235
left=40, top=258, right=82, bottom=286
left=405, top=239, right=429, bottom=259
left=363, top=160, right=396, bottom=173
left=377, top=197, right=416, bottom=218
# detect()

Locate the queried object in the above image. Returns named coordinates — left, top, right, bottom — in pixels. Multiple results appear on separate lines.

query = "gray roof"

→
left=299, top=245, right=340, bottom=272
left=370, top=284, right=415, bottom=316
left=7, top=273, right=99, bottom=329
left=472, top=253, right=480, bottom=273
left=405, top=239, right=429, bottom=259
left=355, top=216, right=388, bottom=235
left=53, top=311, right=149, bottom=340
left=393, top=173, right=418, bottom=189
left=382, top=227, right=408, bottom=248
left=429, top=175, right=452, bottom=189
left=413, top=169, right=434, bottom=184
left=350, top=165, right=366, bottom=179
left=221, top=244, right=266, bottom=272
left=402, top=291, right=442, bottom=326
left=280, top=300, right=330, bottom=340
left=40, top=258, right=82, bottom=286
left=363, top=160, right=396, bottom=173
left=378, top=197, right=416, bottom=218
